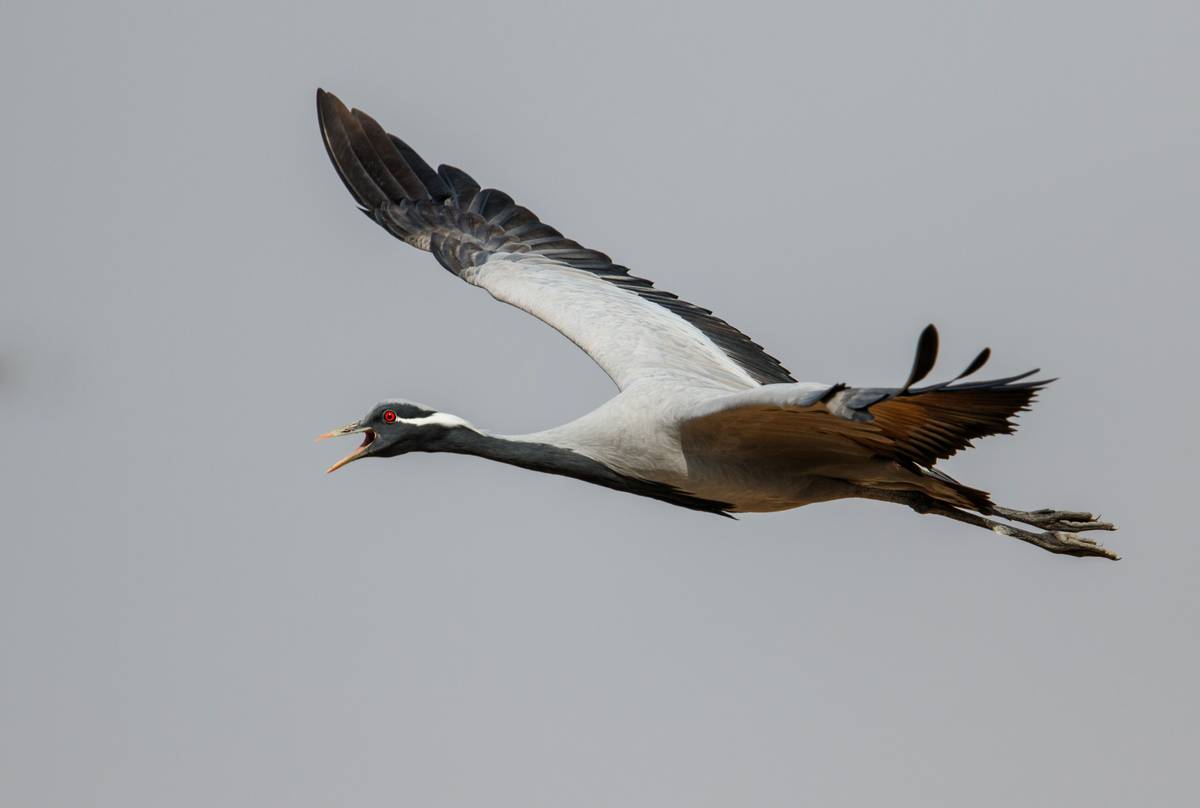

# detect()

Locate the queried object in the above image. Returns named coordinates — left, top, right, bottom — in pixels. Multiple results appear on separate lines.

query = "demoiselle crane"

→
left=315, top=89, right=1117, bottom=560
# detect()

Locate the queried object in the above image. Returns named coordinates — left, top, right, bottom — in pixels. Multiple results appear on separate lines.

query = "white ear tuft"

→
left=396, top=412, right=473, bottom=429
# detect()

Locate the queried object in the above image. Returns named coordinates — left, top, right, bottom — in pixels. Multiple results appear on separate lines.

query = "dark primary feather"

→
left=316, top=89, right=796, bottom=386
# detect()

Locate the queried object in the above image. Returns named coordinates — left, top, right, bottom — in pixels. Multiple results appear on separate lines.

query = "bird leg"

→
left=856, top=489, right=1119, bottom=560
left=990, top=506, right=1115, bottom=533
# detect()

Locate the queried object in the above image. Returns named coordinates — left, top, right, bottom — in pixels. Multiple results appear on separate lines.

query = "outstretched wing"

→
left=681, top=325, right=1050, bottom=487
left=317, top=89, right=794, bottom=391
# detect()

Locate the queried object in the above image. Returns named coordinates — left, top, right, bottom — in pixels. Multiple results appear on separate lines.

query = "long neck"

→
left=435, top=427, right=731, bottom=515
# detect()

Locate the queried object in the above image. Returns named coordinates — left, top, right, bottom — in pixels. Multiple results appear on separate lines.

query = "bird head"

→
left=317, top=400, right=472, bottom=473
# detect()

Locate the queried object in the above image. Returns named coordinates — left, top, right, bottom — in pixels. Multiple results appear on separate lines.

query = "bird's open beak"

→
left=316, top=422, right=377, bottom=473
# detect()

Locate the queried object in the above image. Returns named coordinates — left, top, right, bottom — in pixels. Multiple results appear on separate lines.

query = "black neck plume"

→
left=435, top=429, right=732, bottom=516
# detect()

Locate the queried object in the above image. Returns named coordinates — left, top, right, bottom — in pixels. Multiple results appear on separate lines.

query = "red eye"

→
left=382, top=410, right=397, bottom=423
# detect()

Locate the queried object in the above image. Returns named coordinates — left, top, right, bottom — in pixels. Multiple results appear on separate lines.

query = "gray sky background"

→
left=2, top=2, right=1197, bottom=806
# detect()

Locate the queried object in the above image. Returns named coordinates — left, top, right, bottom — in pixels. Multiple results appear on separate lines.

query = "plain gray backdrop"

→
left=3, top=2, right=1197, bottom=806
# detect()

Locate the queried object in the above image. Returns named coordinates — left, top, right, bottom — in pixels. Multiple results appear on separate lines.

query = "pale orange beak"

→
left=317, top=422, right=376, bottom=473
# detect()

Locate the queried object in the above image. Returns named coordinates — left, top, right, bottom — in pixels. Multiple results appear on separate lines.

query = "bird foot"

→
left=990, top=505, right=1119, bottom=559
left=989, top=523, right=1120, bottom=560
left=992, top=506, right=1116, bottom=533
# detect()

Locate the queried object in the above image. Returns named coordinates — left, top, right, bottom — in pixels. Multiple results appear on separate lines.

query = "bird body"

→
left=509, top=383, right=850, bottom=513
left=315, top=89, right=1118, bottom=559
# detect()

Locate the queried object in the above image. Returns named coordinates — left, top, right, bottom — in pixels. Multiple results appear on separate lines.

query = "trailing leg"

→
left=856, top=488, right=1119, bottom=560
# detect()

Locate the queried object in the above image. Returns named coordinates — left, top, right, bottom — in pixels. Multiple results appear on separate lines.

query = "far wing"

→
left=317, top=89, right=794, bottom=391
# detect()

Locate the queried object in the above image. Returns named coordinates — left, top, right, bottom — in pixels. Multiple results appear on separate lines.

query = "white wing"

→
left=318, top=89, right=794, bottom=391
left=463, top=255, right=765, bottom=389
